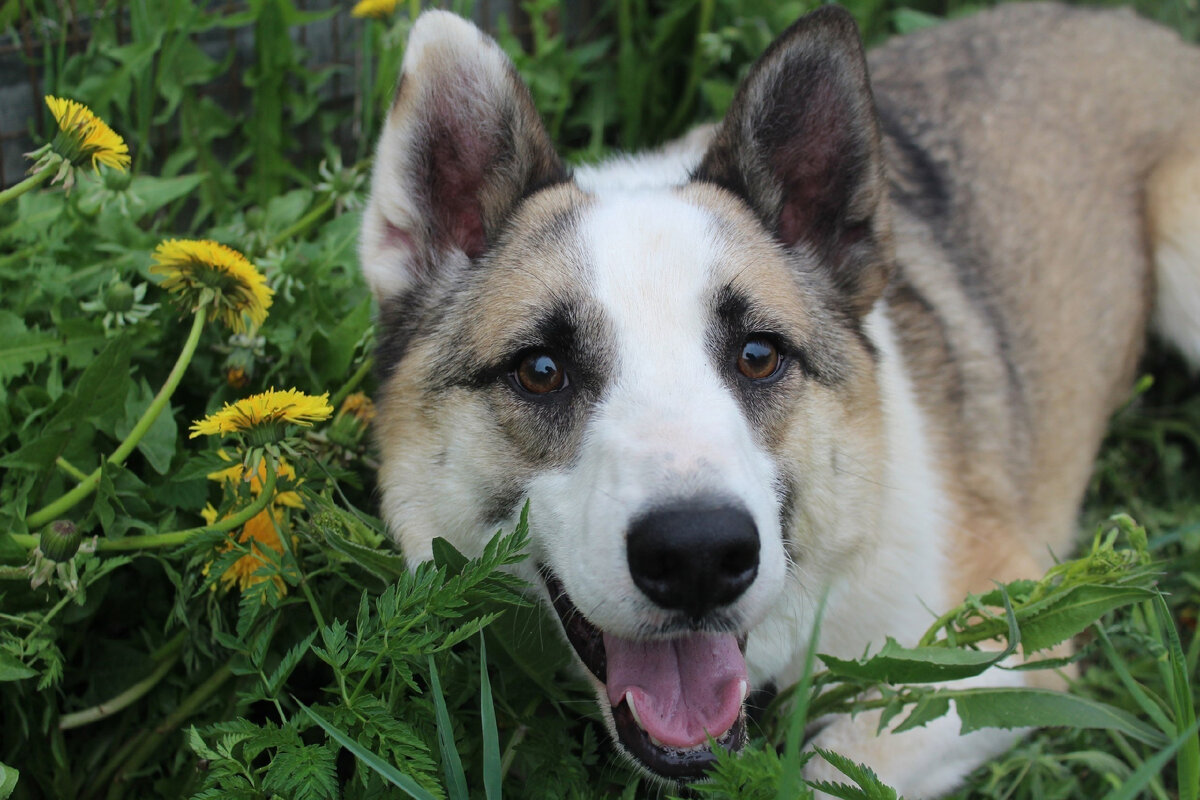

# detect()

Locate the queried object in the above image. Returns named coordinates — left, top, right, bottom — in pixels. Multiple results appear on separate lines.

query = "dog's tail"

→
left=1148, top=122, right=1200, bottom=370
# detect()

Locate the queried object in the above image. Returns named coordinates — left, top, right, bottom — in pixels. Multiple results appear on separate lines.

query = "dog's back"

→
left=869, top=3, right=1200, bottom=599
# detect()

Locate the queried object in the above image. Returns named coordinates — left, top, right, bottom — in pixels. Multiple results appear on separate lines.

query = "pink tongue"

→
left=604, top=632, right=747, bottom=749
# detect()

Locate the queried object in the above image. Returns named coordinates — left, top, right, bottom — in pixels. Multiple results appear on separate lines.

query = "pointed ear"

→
left=692, top=6, right=890, bottom=316
left=360, top=11, right=566, bottom=301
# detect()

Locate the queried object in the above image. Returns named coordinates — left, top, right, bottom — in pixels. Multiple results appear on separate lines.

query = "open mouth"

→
left=543, top=570, right=750, bottom=780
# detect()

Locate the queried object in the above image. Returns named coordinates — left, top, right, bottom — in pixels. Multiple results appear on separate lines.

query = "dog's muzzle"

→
left=545, top=501, right=760, bottom=780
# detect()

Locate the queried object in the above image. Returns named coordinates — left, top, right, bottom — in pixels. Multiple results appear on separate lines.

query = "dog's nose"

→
left=626, top=502, right=759, bottom=618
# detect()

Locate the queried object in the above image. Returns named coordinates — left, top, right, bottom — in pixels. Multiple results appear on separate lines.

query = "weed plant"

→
left=1, top=1, right=1197, bottom=798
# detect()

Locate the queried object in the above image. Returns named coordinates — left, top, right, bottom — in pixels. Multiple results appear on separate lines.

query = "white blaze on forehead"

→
left=528, top=189, right=787, bottom=638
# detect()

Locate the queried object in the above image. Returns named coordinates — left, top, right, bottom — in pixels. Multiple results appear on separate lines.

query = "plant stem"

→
left=59, top=632, right=186, bottom=730
left=329, top=355, right=374, bottom=410
left=26, top=304, right=209, bottom=529
left=56, top=457, right=89, bottom=482
left=105, top=661, right=235, bottom=800
left=270, top=195, right=334, bottom=247
left=0, top=163, right=56, bottom=206
left=11, top=468, right=276, bottom=553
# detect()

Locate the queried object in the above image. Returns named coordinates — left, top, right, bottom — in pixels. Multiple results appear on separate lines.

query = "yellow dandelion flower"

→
left=190, top=388, right=333, bottom=440
left=44, top=95, right=131, bottom=172
left=352, top=0, right=397, bottom=19
left=207, top=450, right=304, bottom=509
left=151, top=239, right=273, bottom=332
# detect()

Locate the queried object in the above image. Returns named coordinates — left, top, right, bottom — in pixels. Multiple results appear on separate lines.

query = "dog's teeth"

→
left=738, top=679, right=749, bottom=704
left=625, top=690, right=646, bottom=732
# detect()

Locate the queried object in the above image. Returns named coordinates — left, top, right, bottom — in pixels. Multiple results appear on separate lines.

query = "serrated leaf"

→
left=820, top=638, right=1007, bottom=684
left=299, top=701, right=439, bottom=800
left=951, top=687, right=1166, bottom=746
left=808, top=749, right=900, bottom=800
left=267, top=632, right=316, bottom=695
left=0, top=652, right=36, bottom=682
left=891, top=692, right=951, bottom=734
left=262, top=743, right=337, bottom=800
left=1019, top=584, right=1154, bottom=654
left=323, top=524, right=408, bottom=581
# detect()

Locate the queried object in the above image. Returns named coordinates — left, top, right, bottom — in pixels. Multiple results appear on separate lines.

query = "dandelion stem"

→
left=271, top=195, right=334, bottom=247
left=56, top=457, right=89, bottom=482
left=13, top=443, right=277, bottom=554
left=97, top=468, right=277, bottom=552
left=26, top=303, right=209, bottom=529
left=59, top=632, right=186, bottom=730
left=329, top=355, right=375, bottom=410
left=0, top=162, right=57, bottom=206
left=105, top=660, right=235, bottom=800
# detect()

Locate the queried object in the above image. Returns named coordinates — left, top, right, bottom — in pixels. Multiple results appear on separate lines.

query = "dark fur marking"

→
left=482, top=481, right=526, bottom=527
left=375, top=286, right=430, bottom=379
left=875, top=101, right=952, bottom=225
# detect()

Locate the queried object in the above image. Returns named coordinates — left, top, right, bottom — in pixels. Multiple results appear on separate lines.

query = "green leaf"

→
left=0, top=652, right=36, bottom=682
left=115, top=379, right=177, bottom=475
left=480, top=634, right=501, bottom=800
left=951, top=687, right=1167, bottom=746
left=807, top=749, right=900, bottom=800
left=320, top=522, right=407, bottom=581
left=891, top=692, right=951, bottom=734
left=0, top=760, right=19, bottom=799
left=1018, top=584, right=1154, bottom=654
left=299, top=701, right=438, bottom=800
left=262, top=743, right=337, bottom=800
left=820, top=638, right=1008, bottom=684
left=266, top=632, right=316, bottom=695
left=1102, top=719, right=1200, bottom=800
left=427, top=655, right=469, bottom=800
left=1153, top=593, right=1199, bottom=800
left=0, top=312, right=60, bottom=386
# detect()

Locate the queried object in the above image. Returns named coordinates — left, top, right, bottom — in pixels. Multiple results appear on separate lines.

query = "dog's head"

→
left=360, top=7, right=890, bottom=781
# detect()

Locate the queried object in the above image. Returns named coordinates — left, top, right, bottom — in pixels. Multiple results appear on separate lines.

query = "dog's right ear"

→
left=359, top=11, right=565, bottom=302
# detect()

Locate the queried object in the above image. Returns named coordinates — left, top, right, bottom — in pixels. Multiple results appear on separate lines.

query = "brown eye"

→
left=515, top=352, right=566, bottom=394
left=737, top=337, right=780, bottom=381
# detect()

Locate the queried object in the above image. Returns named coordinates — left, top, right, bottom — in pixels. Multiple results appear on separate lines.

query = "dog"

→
left=357, top=4, right=1200, bottom=795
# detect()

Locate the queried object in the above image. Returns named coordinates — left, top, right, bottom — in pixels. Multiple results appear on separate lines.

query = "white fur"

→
left=526, top=191, right=787, bottom=637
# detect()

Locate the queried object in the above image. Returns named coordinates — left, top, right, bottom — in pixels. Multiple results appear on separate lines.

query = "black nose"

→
left=626, top=502, right=760, bottom=618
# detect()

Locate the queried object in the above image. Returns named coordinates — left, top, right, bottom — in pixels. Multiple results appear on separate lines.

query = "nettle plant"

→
left=1, top=3, right=1198, bottom=800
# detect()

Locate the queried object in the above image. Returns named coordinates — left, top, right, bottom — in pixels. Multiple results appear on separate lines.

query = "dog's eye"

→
left=514, top=351, right=567, bottom=395
left=737, top=337, right=781, bottom=381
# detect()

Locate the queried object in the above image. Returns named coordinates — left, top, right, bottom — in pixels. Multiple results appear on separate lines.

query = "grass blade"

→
left=428, top=654, right=469, bottom=800
left=480, top=633, right=502, bottom=800
left=1102, top=719, right=1200, bottom=800
left=298, top=701, right=438, bottom=800
left=1152, top=594, right=1199, bottom=800
left=782, top=594, right=826, bottom=800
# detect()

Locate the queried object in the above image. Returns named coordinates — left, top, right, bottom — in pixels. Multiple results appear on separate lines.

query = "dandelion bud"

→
left=310, top=510, right=345, bottom=540
left=103, top=167, right=133, bottom=191
left=103, top=280, right=137, bottom=313
left=245, top=207, right=266, bottom=229
left=40, top=520, right=81, bottom=562
left=333, top=168, right=358, bottom=194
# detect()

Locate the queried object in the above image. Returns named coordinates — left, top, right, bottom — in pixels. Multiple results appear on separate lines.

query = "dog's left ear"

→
left=693, top=6, right=890, bottom=316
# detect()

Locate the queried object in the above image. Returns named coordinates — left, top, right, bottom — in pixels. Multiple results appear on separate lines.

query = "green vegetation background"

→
left=1, top=1, right=1198, bottom=798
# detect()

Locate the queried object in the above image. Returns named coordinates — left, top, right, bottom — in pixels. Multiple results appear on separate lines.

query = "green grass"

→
left=1, top=1, right=1197, bottom=798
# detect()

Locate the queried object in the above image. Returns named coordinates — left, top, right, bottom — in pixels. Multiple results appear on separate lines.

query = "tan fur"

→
left=867, top=4, right=1200, bottom=602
